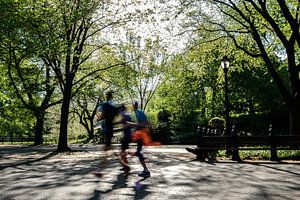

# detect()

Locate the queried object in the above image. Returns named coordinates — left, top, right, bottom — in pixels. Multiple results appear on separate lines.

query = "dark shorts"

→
left=135, top=139, right=144, bottom=161
left=121, top=132, right=131, bottom=151
left=103, top=125, right=113, bottom=147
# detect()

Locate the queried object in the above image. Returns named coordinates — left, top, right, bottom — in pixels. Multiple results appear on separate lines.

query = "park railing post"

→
left=231, top=125, right=241, bottom=161
left=196, top=126, right=203, bottom=147
left=269, top=124, right=279, bottom=161
left=198, top=126, right=206, bottom=161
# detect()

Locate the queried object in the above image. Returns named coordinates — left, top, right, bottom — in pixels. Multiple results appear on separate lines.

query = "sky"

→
left=100, top=0, right=192, bottom=55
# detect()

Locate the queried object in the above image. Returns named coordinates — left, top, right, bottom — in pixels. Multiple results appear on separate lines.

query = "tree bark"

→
left=88, top=128, right=94, bottom=141
left=57, top=83, right=72, bottom=152
left=34, top=113, right=44, bottom=145
left=88, top=118, right=94, bottom=140
left=290, top=96, right=300, bottom=135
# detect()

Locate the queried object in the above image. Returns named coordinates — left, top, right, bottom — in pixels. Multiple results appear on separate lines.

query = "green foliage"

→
left=105, top=34, right=167, bottom=110
left=229, top=59, right=287, bottom=114
left=0, top=0, right=63, bottom=145
left=232, top=108, right=289, bottom=136
left=146, top=111, right=158, bottom=124
left=208, top=117, right=224, bottom=129
left=217, top=150, right=300, bottom=160
left=0, top=100, right=35, bottom=139
left=152, top=109, right=173, bottom=144
left=151, top=54, right=203, bottom=133
left=0, top=0, right=297, bottom=145
left=157, top=109, right=172, bottom=123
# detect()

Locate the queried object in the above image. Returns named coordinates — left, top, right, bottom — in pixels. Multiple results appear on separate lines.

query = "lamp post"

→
left=221, top=56, right=230, bottom=135
left=221, top=56, right=241, bottom=161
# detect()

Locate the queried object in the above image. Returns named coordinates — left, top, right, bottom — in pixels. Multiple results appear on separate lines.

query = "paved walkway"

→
left=0, top=144, right=300, bottom=200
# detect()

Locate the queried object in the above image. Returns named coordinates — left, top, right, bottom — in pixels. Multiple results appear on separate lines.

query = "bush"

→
left=152, top=109, right=173, bottom=144
left=231, top=111, right=289, bottom=135
left=208, top=117, right=225, bottom=129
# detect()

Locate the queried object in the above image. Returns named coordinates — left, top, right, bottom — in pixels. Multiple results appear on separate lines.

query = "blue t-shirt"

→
left=97, top=100, right=116, bottom=131
left=135, top=109, right=148, bottom=125
left=97, top=100, right=114, bottom=112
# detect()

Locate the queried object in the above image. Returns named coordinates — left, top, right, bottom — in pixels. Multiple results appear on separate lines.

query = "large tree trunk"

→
left=57, top=84, right=72, bottom=152
left=34, top=113, right=44, bottom=145
left=289, top=96, right=300, bottom=135
left=88, top=129, right=94, bottom=141
left=88, top=119, right=94, bottom=140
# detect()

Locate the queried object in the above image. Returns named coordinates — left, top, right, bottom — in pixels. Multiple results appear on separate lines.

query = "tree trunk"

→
left=57, top=85, right=72, bottom=152
left=88, top=129, right=94, bottom=141
left=34, top=113, right=44, bottom=145
left=289, top=96, right=300, bottom=135
left=88, top=119, right=94, bottom=140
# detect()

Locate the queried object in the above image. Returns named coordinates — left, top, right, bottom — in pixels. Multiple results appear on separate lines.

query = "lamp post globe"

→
left=221, top=56, right=230, bottom=70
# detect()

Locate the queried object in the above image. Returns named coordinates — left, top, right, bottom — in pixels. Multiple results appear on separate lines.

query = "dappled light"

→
left=1, top=145, right=300, bottom=199
left=1, top=1, right=300, bottom=199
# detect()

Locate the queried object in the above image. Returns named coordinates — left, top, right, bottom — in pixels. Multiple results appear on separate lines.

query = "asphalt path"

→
left=1, top=144, right=300, bottom=200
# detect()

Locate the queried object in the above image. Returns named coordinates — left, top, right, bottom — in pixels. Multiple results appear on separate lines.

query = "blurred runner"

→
left=126, top=101, right=160, bottom=178
left=92, top=91, right=118, bottom=178
left=117, top=104, right=132, bottom=174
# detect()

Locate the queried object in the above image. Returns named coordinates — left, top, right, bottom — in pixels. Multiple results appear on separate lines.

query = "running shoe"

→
left=138, top=170, right=150, bottom=177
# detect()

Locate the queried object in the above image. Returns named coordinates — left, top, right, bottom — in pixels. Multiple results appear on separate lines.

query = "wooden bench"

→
left=186, top=125, right=300, bottom=161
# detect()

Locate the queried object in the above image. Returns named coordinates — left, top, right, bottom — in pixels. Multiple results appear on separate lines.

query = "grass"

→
left=0, top=141, right=34, bottom=145
left=217, top=150, right=300, bottom=160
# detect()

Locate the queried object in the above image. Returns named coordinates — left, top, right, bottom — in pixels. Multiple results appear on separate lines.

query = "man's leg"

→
left=135, top=140, right=150, bottom=177
left=92, top=129, right=113, bottom=178
left=102, top=128, right=114, bottom=164
left=119, top=138, right=130, bottom=171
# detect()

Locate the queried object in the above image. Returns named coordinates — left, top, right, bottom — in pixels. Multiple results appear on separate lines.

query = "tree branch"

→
left=72, top=60, right=134, bottom=86
left=276, top=0, right=300, bottom=47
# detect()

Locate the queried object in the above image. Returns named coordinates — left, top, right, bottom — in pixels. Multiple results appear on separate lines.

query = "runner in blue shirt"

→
left=126, top=101, right=151, bottom=178
left=92, top=91, right=118, bottom=177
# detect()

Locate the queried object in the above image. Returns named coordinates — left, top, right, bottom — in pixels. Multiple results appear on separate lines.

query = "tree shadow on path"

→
left=0, top=151, right=58, bottom=170
left=88, top=171, right=152, bottom=200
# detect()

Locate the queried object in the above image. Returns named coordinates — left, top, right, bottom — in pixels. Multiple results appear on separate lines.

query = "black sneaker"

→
left=138, top=170, right=150, bottom=177
left=91, top=171, right=103, bottom=178
left=120, top=166, right=131, bottom=172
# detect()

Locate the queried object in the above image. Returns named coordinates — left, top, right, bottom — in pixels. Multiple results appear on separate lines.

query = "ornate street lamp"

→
left=221, top=56, right=230, bottom=136
left=221, top=56, right=241, bottom=161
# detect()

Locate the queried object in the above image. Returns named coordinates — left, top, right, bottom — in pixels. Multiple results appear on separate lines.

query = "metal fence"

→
left=0, top=137, right=34, bottom=144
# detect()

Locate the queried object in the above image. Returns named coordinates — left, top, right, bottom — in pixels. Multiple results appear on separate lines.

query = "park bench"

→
left=186, top=125, right=300, bottom=161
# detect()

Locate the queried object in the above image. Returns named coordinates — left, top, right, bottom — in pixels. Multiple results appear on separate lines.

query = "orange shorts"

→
left=131, top=128, right=160, bottom=146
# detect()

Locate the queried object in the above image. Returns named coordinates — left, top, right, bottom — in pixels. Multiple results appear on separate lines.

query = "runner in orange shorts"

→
left=126, top=101, right=160, bottom=177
